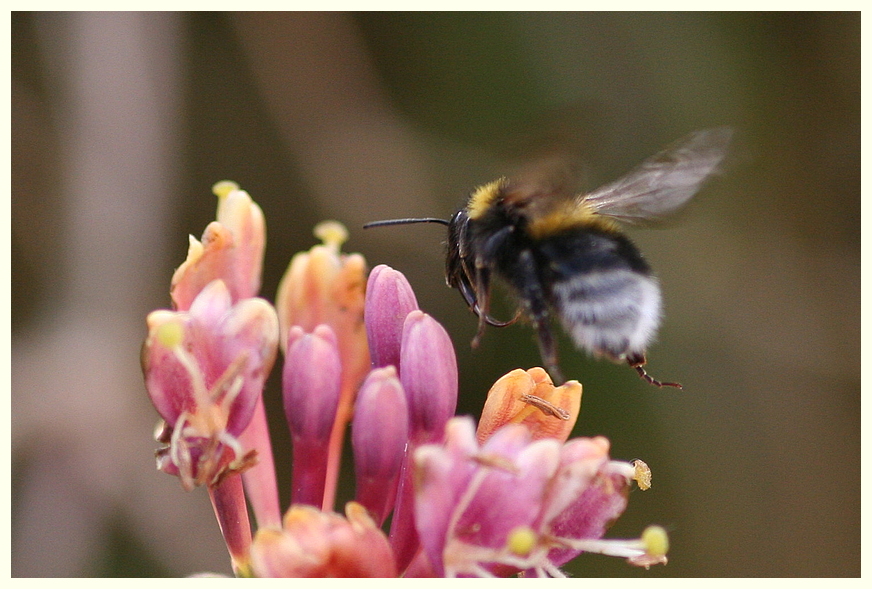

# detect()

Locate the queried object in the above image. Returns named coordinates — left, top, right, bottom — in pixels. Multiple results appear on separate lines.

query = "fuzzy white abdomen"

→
left=552, top=269, right=662, bottom=360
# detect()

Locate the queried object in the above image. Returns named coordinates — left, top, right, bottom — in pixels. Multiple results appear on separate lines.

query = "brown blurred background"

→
left=11, top=12, right=859, bottom=577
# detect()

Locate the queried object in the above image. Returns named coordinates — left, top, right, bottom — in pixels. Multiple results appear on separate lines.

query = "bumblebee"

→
left=366, top=127, right=732, bottom=386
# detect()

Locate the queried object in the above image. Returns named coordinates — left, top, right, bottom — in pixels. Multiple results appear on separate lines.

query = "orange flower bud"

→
left=171, top=182, right=266, bottom=310
left=276, top=221, right=369, bottom=401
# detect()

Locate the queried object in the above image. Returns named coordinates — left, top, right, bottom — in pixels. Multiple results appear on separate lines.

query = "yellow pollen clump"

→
left=506, top=526, right=537, bottom=557
left=633, top=459, right=652, bottom=490
left=156, top=320, right=185, bottom=349
left=641, top=525, right=669, bottom=557
left=211, top=180, right=240, bottom=200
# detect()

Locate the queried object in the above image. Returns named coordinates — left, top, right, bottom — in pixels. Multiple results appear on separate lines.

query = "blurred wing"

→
left=581, top=127, right=733, bottom=224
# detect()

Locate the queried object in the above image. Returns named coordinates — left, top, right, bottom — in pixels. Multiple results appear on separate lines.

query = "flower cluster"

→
left=141, top=182, right=668, bottom=577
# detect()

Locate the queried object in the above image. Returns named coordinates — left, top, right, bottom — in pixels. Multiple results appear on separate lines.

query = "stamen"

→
left=520, top=394, right=570, bottom=420
left=558, top=525, right=670, bottom=568
left=445, top=469, right=489, bottom=544
left=641, top=525, right=669, bottom=558
left=208, top=351, right=250, bottom=407
left=633, top=459, right=652, bottom=490
left=471, top=453, right=521, bottom=474
left=507, top=526, right=537, bottom=557
left=211, top=180, right=240, bottom=199
left=314, top=220, right=349, bottom=251
left=170, top=342, right=210, bottom=413
left=156, top=320, right=184, bottom=349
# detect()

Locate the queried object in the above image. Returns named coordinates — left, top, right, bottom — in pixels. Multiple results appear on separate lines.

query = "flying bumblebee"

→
left=365, top=127, right=733, bottom=387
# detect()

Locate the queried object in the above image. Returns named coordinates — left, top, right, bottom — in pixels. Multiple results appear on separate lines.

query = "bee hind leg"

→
left=514, top=249, right=565, bottom=384
left=626, top=353, right=682, bottom=389
left=534, top=322, right=565, bottom=385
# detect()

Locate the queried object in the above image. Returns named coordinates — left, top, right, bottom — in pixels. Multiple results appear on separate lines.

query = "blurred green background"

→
left=11, top=12, right=859, bottom=577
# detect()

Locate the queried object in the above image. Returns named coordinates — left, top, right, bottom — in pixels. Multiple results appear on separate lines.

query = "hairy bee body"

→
left=366, top=127, right=733, bottom=386
left=537, top=230, right=661, bottom=363
left=447, top=179, right=663, bottom=384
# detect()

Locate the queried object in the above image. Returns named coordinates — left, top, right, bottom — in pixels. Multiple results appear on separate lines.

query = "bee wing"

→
left=580, top=127, right=733, bottom=224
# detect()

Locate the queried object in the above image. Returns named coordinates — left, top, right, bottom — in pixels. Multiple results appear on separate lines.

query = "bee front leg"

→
left=471, top=262, right=491, bottom=348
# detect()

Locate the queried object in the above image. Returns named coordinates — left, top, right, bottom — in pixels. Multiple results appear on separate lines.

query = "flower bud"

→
left=351, top=366, right=408, bottom=525
left=171, top=182, right=265, bottom=310
left=399, top=310, right=458, bottom=443
left=364, top=265, right=419, bottom=370
left=283, top=325, right=342, bottom=506
left=275, top=222, right=369, bottom=394
left=249, top=502, right=398, bottom=577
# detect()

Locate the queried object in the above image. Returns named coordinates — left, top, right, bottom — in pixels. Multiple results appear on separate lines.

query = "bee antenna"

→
left=363, top=217, right=450, bottom=229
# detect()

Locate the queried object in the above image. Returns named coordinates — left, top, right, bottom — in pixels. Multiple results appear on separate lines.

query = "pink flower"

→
left=390, top=309, right=459, bottom=570
left=159, top=181, right=280, bottom=528
left=143, top=279, right=278, bottom=490
left=413, top=417, right=666, bottom=577
left=143, top=193, right=670, bottom=577
left=142, top=278, right=279, bottom=574
left=275, top=220, right=370, bottom=512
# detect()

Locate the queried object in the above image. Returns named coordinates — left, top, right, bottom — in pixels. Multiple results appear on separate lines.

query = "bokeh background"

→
left=11, top=12, right=859, bottom=577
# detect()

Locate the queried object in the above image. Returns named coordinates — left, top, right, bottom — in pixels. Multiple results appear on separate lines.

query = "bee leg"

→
left=534, top=322, right=565, bottom=385
left=626, top=353, right=683, bottom=389
left=515, top=250, right=565, bottom=384
left=471, top=262, right=492, bottom=348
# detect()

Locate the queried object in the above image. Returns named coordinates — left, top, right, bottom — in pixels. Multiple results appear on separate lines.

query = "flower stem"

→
left=320, top=382, right=355, bottom=512
left=208, top=472, right=252, bottom=576
left=239, top=396, right=282, bottom=528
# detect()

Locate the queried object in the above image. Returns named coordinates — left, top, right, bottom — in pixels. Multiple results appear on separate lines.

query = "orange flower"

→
left=249, top=502, right=397, bottom=577
left=276, top=221, right=370, bottom=403
left=171, top=181, right=266, bottom=310
left=476, top=367, right=581, bottom=444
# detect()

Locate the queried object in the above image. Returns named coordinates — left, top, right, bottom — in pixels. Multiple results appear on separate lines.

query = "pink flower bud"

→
left=399, top=310, right=457, bottom=443
left=283, top=324, right=342, bottom=507
left=351, top=366, right=408, bottom=525
left=364, top=264, right=419, bottom=370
